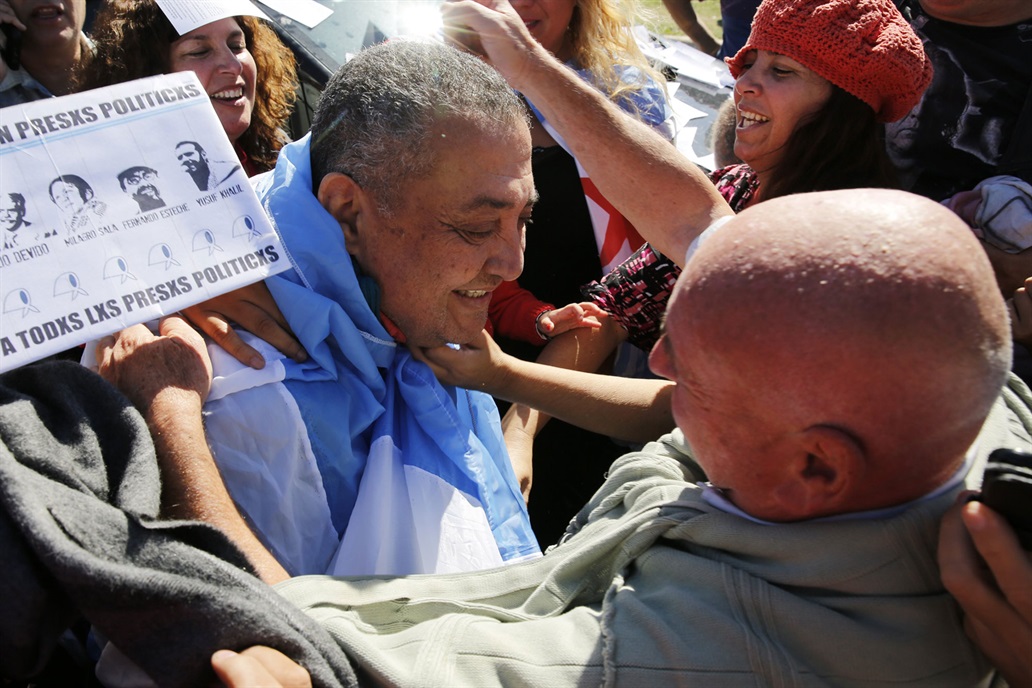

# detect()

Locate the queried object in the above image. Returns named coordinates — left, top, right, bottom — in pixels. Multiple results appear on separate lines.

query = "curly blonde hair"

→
left=76, top=0, right=297, bottom=173
left=565, top=0, right=666, bottom=110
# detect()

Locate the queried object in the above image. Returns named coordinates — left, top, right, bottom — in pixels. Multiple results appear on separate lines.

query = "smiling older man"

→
left=182, top=40, right=538, bottom=578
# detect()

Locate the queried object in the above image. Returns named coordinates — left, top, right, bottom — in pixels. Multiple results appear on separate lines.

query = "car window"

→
left=266, top=1, right=443, bottom=79
left=263, top=0, right=443, bottom=139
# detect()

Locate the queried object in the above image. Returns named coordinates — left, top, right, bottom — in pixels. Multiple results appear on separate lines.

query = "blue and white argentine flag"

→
left=201, top=135, right=540, bottom=577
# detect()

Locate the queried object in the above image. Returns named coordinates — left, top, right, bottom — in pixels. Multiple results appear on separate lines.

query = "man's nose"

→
left=488, top=222, right=525, bottom=282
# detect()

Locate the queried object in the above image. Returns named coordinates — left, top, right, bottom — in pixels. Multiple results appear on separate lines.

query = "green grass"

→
left=639, top=0, right=723, bottom=42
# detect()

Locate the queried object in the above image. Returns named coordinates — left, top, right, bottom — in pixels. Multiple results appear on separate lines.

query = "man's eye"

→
left=460, top=229, right=494, bottom=242
left=772, top=67, right=793, bottom=76
left=446, top=221, right=495, bottom=243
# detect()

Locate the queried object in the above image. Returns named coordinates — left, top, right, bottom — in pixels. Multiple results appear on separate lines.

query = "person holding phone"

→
left=939, top=494, right=1032, bottom=688
left=0, top=0, right=88, bottom=107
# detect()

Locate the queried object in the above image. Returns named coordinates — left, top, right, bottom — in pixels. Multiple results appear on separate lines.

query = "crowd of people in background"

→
left=0, top=0, right=1030, bottom=686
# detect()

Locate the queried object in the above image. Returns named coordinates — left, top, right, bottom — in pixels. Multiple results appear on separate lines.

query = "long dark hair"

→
left=759, top=86, right=899, bottom=202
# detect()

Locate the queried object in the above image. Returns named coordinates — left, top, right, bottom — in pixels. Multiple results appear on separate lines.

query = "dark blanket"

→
left=0, top=361, right=357, bottom=687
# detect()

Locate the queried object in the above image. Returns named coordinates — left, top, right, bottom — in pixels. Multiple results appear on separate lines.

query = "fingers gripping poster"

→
left=0, top=72, right=288, bottom=372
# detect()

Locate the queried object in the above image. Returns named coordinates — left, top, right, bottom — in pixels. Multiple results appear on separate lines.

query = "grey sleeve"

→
left=0, top=361, right=356, bottom=688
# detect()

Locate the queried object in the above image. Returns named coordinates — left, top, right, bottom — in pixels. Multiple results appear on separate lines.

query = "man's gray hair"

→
left=310, top=40, right=528, bottom=214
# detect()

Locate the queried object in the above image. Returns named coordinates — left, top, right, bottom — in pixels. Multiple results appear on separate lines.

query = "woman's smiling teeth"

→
left=738, top=110, right=770, bottom=128
left=210, top=87, right=243, bottom=101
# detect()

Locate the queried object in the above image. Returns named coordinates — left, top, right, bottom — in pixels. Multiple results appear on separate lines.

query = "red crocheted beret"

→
left=725, top=0, right=933, bottom=122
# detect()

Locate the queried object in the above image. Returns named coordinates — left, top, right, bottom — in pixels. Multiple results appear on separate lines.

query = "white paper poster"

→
left=155, top=0, right=270, bottom=36
left=0, top=72, right=289, bottom=372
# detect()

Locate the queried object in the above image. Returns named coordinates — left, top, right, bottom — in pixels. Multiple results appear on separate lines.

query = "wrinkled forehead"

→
left=434, top=112, right=530, bottom=153
left=428, top=116, right=532, bottom=184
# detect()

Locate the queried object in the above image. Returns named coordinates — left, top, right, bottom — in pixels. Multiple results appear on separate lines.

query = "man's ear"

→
left=771, top=425, right=866, bottom=519
left=317, top=172, right=365, bottom=253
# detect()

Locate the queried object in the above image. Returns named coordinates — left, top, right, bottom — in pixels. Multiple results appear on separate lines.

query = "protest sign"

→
left=0, top=71, right=289, bottom=372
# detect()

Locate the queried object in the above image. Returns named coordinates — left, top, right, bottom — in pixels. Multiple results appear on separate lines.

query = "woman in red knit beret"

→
left=580, top=0, right=934, bottom=353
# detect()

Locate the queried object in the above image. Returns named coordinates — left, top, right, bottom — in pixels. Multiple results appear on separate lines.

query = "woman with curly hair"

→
left=76, top=0, right=296, bottom=174
left=73, top=2, right=305, bottom=371
left=525, top=0, right=666, bottom=117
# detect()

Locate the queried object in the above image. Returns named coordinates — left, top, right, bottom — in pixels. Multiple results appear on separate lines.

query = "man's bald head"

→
left=656, top=189, right=1010, bottom=519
